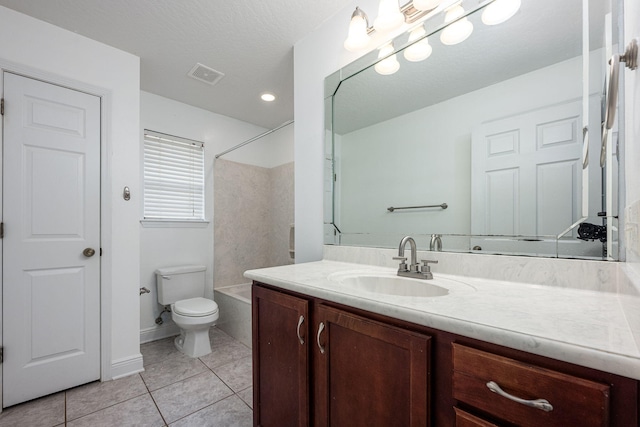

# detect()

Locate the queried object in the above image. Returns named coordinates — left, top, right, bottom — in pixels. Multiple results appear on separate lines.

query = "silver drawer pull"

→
left=317, top=322, right=325, bottom=354
left=486, top=381, right=553, bottom=412
left=296, top=315, right=305, bottom=345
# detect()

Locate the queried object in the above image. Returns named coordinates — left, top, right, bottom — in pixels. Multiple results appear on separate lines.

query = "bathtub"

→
left=214, top=283, right=252, bottom=348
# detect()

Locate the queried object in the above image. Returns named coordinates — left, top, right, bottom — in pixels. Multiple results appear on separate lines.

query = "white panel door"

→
left=2, top=72, right=101, bottom=407
left=472, top=100, right=582, bottom=239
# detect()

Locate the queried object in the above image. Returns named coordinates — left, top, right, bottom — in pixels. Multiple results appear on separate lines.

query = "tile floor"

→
left=0, top=327, right=253, bottom=427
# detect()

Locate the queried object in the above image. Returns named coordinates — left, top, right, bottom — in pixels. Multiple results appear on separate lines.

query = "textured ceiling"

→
left=0, top=0, right=354, bottom=129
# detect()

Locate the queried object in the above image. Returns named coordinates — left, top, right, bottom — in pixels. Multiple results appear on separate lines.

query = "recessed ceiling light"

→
left=261, top=93, right=276, bottom=102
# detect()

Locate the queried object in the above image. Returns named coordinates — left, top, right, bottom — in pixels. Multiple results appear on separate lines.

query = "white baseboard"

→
left=111, top=354, right=144, bottom=380
left=140, top=323, right=180, bottom=344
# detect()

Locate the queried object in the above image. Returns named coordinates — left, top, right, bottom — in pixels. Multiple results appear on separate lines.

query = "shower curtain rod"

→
left=214, top=119, right=294, bottom=159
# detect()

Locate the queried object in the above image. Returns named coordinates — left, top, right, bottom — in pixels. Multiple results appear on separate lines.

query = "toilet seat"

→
left=173, top=297, right=218, bottom=317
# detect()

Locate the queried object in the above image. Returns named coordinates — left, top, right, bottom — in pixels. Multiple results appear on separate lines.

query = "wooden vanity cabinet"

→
left=252, top=285, right=310, bottom=427
left=252, top=284, right=432, bottom=427
left=252, top=282, right=639, bottom=427
left=313, top=303, right=431, bottom=426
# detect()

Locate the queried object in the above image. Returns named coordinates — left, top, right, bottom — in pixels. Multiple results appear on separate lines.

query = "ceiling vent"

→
left=187, top=63, right=225, bottom=86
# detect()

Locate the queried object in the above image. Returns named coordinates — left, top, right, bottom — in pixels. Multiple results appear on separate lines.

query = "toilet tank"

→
left=156, top=265, right=206, bottom=305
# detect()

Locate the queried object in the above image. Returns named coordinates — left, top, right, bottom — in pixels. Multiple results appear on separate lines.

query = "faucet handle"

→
left=420, top=260, right=437, bottom=279
left=392, top=256, right=408, bottom=272
left=420, top=259, right=438, bottom=270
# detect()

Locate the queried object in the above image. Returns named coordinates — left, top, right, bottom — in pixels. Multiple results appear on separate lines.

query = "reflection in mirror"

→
left=324, top=0, right=620, bottom=260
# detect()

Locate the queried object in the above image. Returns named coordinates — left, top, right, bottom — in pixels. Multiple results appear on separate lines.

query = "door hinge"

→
left=1, top=98, right=4, bottom=116
left=0, top=347, right=3, bottom=364
left=0, top=222, right=4, bottom=239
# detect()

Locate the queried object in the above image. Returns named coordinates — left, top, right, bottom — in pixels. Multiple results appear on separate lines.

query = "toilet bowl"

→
left=155, top=265, right=219, bottom=358
left=171, top=297, right=219, bottom=357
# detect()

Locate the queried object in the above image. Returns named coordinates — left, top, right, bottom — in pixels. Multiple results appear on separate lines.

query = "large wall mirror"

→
left=324, top=0, right=621, bottom=260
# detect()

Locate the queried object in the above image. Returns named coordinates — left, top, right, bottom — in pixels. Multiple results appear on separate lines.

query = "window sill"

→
left=140, top=219, right=210, bottom=228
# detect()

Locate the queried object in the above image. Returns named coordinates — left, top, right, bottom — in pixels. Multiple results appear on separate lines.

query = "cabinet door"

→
left=314, top=304, right=431, bottom=427
left=252, top=285, right=309, bottom=427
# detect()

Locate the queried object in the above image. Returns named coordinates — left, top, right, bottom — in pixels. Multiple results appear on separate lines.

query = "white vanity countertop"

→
left=244, top=260, right=640, bottom=380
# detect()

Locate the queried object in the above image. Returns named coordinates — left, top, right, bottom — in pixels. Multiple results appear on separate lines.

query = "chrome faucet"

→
left=394, top=236, right=419, bottom=273
left=430, top=234, right=442, bottom=251
left=393, top=236, right=438, bottom=280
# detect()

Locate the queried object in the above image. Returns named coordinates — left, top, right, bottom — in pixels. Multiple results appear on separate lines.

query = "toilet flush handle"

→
left=161, top=275, right=171, bottom=280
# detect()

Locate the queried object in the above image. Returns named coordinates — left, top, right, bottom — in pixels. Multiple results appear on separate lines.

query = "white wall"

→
left=294, top=0, right=372, bottom=262
left=140, top=91, right=293, bottom=342
left=0, top=6, right=141, bottom=376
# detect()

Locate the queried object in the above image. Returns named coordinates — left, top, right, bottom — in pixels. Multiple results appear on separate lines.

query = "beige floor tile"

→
left=212, top=356, right=253, bottom=393
left=0, top=392, right=65, bottom=427
left=66, top=374, right=149, bottom=420
left=0, top=330, right=254, bottom=426
left=67, top=394, right=164, bottom=427
left=209, top=326, right=235, bottom=345
left=237, top=386, right=253, bottom=409
left=141, top=353, right=207, bottom=391
left=141, top=335, right=182, bottom=367
left=199, top=339, right=251, bottom=370
left=152, top=370, right=234, bottom=423
left=169, top=395, right=252, bottom=427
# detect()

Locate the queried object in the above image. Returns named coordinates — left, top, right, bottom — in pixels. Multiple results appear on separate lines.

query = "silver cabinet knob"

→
left=83, top=248, right=96, bottom=257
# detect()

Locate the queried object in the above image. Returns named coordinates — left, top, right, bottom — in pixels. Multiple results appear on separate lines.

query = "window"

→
left=143, top=130, right=205, bottom=222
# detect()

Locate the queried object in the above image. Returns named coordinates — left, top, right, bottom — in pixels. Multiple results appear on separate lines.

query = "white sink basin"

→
left=328, top=271, right=475, bottom=298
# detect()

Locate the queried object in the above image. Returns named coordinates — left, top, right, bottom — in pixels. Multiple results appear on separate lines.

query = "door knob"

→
left=83, top=248, right=96, bottom=257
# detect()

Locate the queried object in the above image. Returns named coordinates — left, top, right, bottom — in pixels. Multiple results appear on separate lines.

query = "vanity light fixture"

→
left=261, top=93, right=276, bottom=102
left=374, top=0, right=405, bottom=32
left=481, top=0, right=521, bottom=25
left=375, top=42, right=401, bottom=75
left=412, top=0, right=443, bottom=12
left=403, top=24, right=432, bottom=62
left=344, top=7, right=372, bottom=52
left=439, top=4, right=474, bottom=45
left=343, top=0, right=440, bottom=52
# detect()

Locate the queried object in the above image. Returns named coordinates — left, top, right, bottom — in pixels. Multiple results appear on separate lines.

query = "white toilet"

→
left=156, top=265, right=219, bottom=358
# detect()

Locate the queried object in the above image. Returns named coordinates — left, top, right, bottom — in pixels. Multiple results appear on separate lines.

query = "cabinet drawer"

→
left=454, top=408, right=499, bottom=427
left=452, top=344, right=609, bottom=427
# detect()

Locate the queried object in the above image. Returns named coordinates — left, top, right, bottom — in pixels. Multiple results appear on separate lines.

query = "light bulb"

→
left=481, top=0, right=521, bottom=25
left=403, top=26, right=432, bottom=62
left=374, top=0, right=404, bottom=32
left=344, top=8, right=371, bottom=51
left=374, top=42, right=400, bottom=75
left=261, top=93, right=276, bottom=102
left=412, top=0, right=443, bottom=12
left=440, top=5, right=473, bottom=45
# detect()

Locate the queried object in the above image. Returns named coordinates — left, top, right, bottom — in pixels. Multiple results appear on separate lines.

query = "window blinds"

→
left=143, top=130, right=205, bottom=220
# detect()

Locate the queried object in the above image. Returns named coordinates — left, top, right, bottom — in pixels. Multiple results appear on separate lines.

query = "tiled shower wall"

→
left=213, top=158, right=294, bottom=288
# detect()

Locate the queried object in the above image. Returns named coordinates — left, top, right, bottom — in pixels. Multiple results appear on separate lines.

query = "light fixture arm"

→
left=352, top=6, right=369, bottom=25
left=400, top=1, right=437, bottom=24
left=353, top=6, right=375, bottom=35
left=353, top=1, right=440, bottom=36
